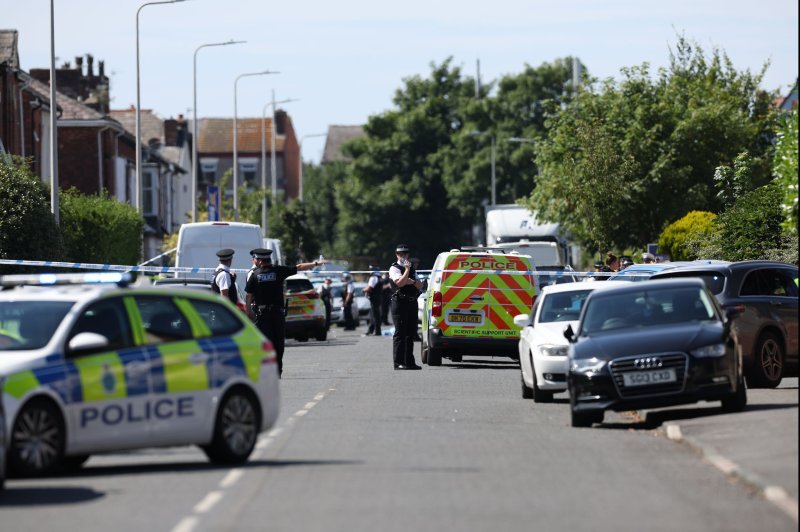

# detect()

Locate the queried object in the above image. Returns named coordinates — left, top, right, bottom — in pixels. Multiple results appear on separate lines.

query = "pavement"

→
left=638, top=377, right=799, bottom=524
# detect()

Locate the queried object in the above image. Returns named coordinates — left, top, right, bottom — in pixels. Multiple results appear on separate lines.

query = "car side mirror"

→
left=67, top=332, right=110, bottom=354
left=513, top=314, right=531, bottom=328
left=563, top=324, right=576, bottom=343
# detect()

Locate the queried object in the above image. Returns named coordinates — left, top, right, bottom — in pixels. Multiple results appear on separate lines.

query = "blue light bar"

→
left=0, top=272, right=131, bottom=288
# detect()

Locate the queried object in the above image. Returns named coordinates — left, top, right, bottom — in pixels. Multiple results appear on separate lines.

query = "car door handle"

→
left=770, top=301, right=783, bottom=307
left=189, top=352, right=210, bottom=365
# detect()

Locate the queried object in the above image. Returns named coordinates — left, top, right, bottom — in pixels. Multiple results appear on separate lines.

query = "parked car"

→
left=607, top=260, right=726, bottom=282
left=284, top=274, right=327, bottom=342
left=650, top=261, right=798, bottom=388
left=535, top=265, right=579, bottom=287
left=0, top=272, right=280, bottom=475
left=330, top=282, right=369, bottom=327
left=565, top=278, right=746, bottom=427
left=513, top=282, right=616, bottom=402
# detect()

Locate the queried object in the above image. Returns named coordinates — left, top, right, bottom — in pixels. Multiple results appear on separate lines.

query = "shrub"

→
left=658, top=211, right=717, bottom=260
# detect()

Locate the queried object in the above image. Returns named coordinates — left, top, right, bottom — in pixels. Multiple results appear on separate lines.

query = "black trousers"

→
left=367, top=297, right=382, bottom=335
left=343, top=301, right=356, bottom=330
left=381, top=295, right=391, bottom=325
left=257, top=310, right=285, bottom=376
left=391, top=298, right=417, bottom=367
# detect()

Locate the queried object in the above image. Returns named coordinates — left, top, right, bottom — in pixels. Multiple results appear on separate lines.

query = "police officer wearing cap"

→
left=364, top=265, right=383, bottom=336
left=212, top=248, right=238, bottom=305
left=245, top=248, right=323, bottom=377
left=388, top=244, right=422, bottom=370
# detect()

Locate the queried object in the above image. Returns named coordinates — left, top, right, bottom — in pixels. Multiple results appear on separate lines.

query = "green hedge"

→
left=658, top=211, right=717, bottom=261
left=59, top=188, right=143, bottom=265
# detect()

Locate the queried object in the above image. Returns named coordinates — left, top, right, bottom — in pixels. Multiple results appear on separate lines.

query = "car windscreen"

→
left=286, top=279, right=314, bottom=294
left=580, top=286, right=716, bottom=335
left=0, top=301, right=74, bottom=351
left=656, top=271, right=726, bottom=295
left=539, top=290, right=592, bottom=323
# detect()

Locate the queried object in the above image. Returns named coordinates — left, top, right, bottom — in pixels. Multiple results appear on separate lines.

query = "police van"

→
left=0, top=272, right=280, bottom=476
left=421, top=250, right=537, bottom=366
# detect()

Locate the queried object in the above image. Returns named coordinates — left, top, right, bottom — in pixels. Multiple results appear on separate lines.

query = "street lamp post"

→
left=49, top=0, right=59, bottom=224
left=261, top=96, right=297, bottom=236
left=192, top=39, right=245, bottom=223
left=298, top=133, right=326, bottom=202
left=233, top=70, right=278, bottom=222
left=136, top=0, right=186, bottom=214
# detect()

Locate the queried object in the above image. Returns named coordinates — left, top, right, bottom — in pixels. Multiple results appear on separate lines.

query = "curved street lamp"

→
left=192, top=39, right=245, bottom=223
left=233, top=70, right=278, bottom=221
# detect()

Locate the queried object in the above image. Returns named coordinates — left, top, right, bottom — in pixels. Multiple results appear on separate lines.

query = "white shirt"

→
left=368, top=274, right=380, bottom=289
left=389, top=265, right=404, bottom=283
left=215, top=263, right=232, bottom=291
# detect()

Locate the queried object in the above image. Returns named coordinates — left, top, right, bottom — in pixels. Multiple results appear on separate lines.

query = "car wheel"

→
left=296, top=335, right=309, bottom=342
left=420, top=340, right=428, bottom=364
left=531, top=364, right=554, bottom=404
left=428, top=346, right=442, bottom=366
left=9, top=398, right=65, bottom=476
left=315, top=329, right=327, bottom=341
left=748, top=332, right=784, bottom=388
left=203, top=387, right=260, bottom=464
left=521, top=368, right=533, bottom=399
left=721, top=374, right=748, bottom=413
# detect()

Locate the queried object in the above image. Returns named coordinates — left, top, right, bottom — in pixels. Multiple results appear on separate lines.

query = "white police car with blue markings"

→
left=0, top=272, right=280, bottom=476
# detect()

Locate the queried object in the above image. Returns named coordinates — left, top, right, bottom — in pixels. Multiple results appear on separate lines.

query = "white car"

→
left=513, top=282, right=614, bottom=402
left=0, top=272, right=279, bottom=476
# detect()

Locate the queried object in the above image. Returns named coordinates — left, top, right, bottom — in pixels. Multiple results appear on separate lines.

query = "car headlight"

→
left=570, top=357, right=606, bottom=374
left=690, top=343, right=727, bottom=358
left=538, top=344, right=568, bottom=357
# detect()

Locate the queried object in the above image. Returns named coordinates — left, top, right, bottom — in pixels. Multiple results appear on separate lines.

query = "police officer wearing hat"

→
left=364, top=265, right=383, bottom=336
left=212, top=248, right=238, bottom=305
left=245, top=248, right=324, bottom=377
left=388, top=244, right=422, bottom=370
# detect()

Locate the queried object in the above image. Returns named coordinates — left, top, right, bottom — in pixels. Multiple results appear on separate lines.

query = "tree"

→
left=0, top=156, right=64, bottom=272
left=658, top=211, right=717, bottom=261
left=268, top=199, right=320, bottom=265
left=527, top=36, right=777, bottom=253
left=773, top=108, right=798, bottom=236
left=303, top=161, right=345, bottom=256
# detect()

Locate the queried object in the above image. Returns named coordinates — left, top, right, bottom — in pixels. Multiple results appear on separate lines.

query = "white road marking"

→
left=304, top=401, right=318, bottom=409
left=294, top=409, right=309, bottom=417
left=194, top=491, right=224, bottom=513
left=665, top=423, right=682, bottom=441
left=219, top=468, right=244, bottom=488
left=171, top=517, right=198, bottom=532
left=764, top=486, right=799, bottom=524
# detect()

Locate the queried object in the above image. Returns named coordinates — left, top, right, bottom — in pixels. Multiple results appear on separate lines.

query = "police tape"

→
left=0, top=259, right=647, bottom=278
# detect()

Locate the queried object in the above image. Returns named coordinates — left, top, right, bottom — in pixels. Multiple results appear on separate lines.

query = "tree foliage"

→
left=773, top=108, right=798, bottom=236
left=0, top=156, right=64, bottom=272
left=268, top=199, right=319, bottom=265
left=658, top=210, right=717, bottom=261
left=59, top=188, right=144, bottom=265
left=527, top=36, right=776, bottom=253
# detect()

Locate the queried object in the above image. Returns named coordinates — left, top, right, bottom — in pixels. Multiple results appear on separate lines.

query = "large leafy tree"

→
left=527, top=37, right=777, bottom=253
left=773, top=108, right=798, bottom=236
left=335, top=58, right=477, bottom=267
left=303, top=160, right=345, bottom=256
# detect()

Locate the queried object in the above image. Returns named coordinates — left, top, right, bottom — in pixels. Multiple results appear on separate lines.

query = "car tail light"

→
left=262, top=340, right=277, bottom=364
left=432, top=291, right=443, bottom=317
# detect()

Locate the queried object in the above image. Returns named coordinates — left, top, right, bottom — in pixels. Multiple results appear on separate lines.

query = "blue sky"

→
left=3, top=0, right=797, bottom=163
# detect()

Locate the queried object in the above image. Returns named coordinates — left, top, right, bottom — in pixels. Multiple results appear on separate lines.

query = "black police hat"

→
left=395, top=244, right=409, bottom=253
left=216, top=248, right=235, bottom=260
left=250, top=248, right=272, bottom=260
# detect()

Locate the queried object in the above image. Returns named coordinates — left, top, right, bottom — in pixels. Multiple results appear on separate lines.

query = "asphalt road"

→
left=1, top=324, right=797, bottom=532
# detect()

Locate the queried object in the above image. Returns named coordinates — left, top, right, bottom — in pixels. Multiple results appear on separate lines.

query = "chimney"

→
left=87, top=54, right=94, bottom=78
left=75, top=56, right=83, bottom=74
left=99, top=60, right=105, bottom=78
left=164, top=119, right=178, bottom=147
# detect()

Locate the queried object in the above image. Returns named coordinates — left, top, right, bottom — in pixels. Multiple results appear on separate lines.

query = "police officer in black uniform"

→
left=212, top=248, right=238, bottom=305
left=388, top=244, right=422, bottom=370
left=245, top=249, right=322, bottom=377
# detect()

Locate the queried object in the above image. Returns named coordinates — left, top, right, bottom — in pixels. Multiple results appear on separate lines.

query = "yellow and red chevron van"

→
left=421, top=250, right=537, bottom=366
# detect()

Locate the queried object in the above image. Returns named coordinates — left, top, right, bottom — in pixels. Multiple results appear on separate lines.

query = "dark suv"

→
left=651, top=261, right=798, bottom=388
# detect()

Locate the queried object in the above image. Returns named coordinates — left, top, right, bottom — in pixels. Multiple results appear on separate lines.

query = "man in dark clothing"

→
left=364, top=266, right=383, bottom=336
left=318, top=277, right=334, bottom=330
left=212, top=248, right=238, bottom=305
left=380, top=272, right=392, bottom=326
left=342, top=274, right=357, bottom=331
left=245, top=248, right=322, bottom=377
left=388, top=244, right=422, bottom=370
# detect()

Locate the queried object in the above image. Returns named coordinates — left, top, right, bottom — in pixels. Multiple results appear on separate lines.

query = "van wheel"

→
left=296, top=335, right=309, bottom=343
left=747, top=332, right=784, bottom=388
left=420, top=341, right=428, bottom=364
left=9, top=398, right=65, bottom=476
left=315, top=329, right=327, bottom=341
left=203, top=388, right=260, bottom=464
left=428, top=347, right=442, bottom=366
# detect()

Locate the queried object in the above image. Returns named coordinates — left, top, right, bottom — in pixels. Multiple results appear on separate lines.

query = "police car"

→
left=0, top=272, right=280, bottom=476
left=285, top=273, right=327, bottom=342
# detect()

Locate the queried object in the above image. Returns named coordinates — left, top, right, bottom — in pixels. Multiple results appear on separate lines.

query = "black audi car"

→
left=564, top=278, right=746, bottom=427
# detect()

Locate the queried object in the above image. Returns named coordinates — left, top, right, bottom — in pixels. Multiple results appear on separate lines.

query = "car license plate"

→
left=449, top=314, right=481, bottom=323
left=622, top=368, right=677, bottom=387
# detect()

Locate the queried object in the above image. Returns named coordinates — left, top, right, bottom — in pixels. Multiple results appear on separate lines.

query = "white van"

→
left=262, top=238, right=284, bottom=266
left=175, top=222, right=262, bottom=278
left=488, top=241, right=562, bottom=267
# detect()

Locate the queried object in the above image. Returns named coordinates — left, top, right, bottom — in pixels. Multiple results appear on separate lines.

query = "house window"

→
left=200, top=159, right=218, bottom=185
left=142, top=165, right=159, bottom=216
left=240, top=158, right=258, bottom=188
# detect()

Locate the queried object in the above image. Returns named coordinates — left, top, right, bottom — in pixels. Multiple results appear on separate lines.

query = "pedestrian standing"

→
left=212, top=248, right=238, bottom=305
left=342, top=274, right=357, bottom=331
left=318, top=277, right=333, bottom=330
left=245, top=248, right=323, bottom=377
left=380, top=272, right=392, bottom=325
left=364, top=266, right=383, bottom=336
left=388, top=244, right=422, bottom=370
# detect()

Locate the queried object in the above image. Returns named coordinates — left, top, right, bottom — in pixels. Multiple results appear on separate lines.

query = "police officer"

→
left=245, top=249, right=322, bottom=377
left=388, top=244, right=422, bottom=370
left=364, top=265, right=383, bottom=336
left=212, top=248, right=238, bottom=305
